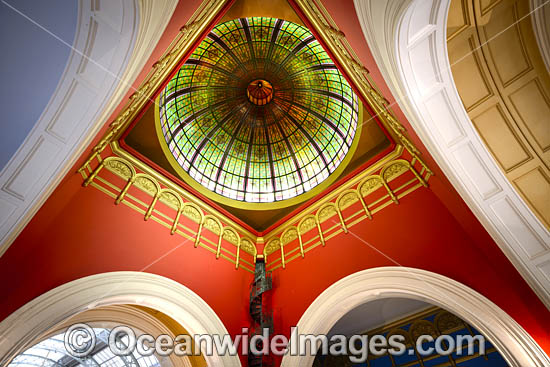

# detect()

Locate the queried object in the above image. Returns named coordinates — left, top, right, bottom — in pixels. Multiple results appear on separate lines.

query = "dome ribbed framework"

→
left=158, top=17, right=359, bottom=203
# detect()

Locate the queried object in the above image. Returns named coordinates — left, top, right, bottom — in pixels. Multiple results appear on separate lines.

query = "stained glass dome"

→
left=158, top=17, right=359, bottom=203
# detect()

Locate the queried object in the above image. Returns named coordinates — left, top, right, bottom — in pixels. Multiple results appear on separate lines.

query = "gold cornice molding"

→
left=293, top=0, right=431, bottom=166
left=111, top=140, right=258, bottom=240
left=79, top=0, right=227, bottom=170
left=263, top=145, right=404, bottom=240
left=79, top=160, right=257, bottom=273
left=78, top=0, right=433, bottom=270
left=264, top=158, right=429, bottom=271
left=80, top=142, right=428, bottom=272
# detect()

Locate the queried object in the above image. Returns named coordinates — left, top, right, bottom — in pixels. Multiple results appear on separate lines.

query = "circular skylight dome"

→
left=158, top=17, right=359, bottom=203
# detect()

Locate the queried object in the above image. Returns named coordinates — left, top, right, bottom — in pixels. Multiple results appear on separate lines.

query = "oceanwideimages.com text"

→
left=65, top=323, right=486, bottom=363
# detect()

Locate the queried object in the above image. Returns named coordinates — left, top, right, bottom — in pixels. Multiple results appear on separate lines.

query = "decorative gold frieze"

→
left=80, top=152, right=255, bottom=273
left=299, top=216, right=317, bottom=234
left=263, top=156, right=430, bottom=271
left=134, top=175, right=158, bottom=195
left=80, top=144, right=428, bottom=273
left=240, top=238, right=257, bottom=258
left=264, top=238, right=281, bottom=257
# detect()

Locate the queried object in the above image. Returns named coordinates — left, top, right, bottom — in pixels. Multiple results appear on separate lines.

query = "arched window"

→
left=8, top=327, right=162, bottom=367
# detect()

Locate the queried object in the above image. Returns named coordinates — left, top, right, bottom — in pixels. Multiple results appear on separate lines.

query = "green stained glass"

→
left=158, top=17, right=359, bottom=203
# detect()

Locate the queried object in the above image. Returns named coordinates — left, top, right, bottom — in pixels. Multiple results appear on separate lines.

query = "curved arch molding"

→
left=0, top=0, right=178, bottom=256
left=0, top=271, right=242, bottom=366
left=280, top=267, right=550, bottom=367
left=353, top=0, right=550, bottom=307
left=531, top=0, right=550, bottom=73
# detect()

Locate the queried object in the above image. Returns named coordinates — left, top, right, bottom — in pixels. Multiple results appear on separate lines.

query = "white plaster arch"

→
left=0, top=272, right=242, bottom=366
left=353, top=0, right=550, bottom=307
left=281, top=267, right=550, bottom=367
left=0, top=0, right=178, bottom=256
left=531, top=0, right=550, bottom=73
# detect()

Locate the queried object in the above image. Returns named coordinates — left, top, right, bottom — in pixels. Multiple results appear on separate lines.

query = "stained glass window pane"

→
left=159, top=17, right=359, bottom=203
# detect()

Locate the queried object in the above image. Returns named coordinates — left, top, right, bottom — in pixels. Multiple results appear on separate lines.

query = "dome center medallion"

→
left=247, top=79, right=273, bottom=106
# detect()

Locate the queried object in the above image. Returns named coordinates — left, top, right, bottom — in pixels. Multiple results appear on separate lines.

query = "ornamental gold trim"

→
left=79, top=0, right=227, bottom=170
left=293, top=0, right=432, bottom=174
left=112, top=140, right=257, bottom=239
left=78, top=0, right=433, bottom=272
left=80, top=155, right=257, bottom=273
left=263, top=155, right=430, bottom=270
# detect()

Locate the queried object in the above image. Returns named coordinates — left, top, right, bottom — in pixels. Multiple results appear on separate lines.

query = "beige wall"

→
left=447, top=0, right=550, bottom=228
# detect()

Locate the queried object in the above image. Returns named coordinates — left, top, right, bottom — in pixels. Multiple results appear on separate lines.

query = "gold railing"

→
left=263, top=152, right=431, bottom=271
left=78, top=143, right=430, bottom=273
left=80, top=146, right=257, bottom=273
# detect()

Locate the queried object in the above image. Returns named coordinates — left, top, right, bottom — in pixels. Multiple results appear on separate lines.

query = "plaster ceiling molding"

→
left=446, top=0, right=550, bottom=231
left=0, top=271, right=241, bottom=366
left=280, top=267, right=550, bottom=367
left=0, top=0, right=178, bottom=256
left=353, top=0, right=550, bottom=307
left=531, top=0, right=550, bottom=73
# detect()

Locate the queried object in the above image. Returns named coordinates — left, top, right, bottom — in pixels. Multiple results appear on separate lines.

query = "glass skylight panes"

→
left=158, top=17, right=359, bottom=203
left=8, top=328, right=161, bottom=367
